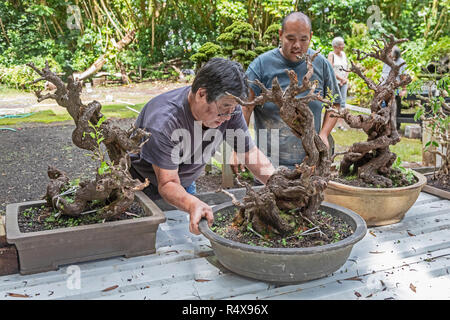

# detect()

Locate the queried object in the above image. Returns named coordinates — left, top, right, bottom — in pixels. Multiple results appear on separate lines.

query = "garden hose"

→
left=0, top=112, right=34, bottom=119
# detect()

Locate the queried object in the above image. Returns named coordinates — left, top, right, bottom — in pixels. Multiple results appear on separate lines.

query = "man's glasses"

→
left=214, top=101, right=241, bottom=117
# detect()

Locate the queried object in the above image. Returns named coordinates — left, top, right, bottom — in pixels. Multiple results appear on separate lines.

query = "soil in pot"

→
left=425, top=174, right=450, bottom=193
left=210, top=208, right=354, bottom=248
left=18, top=200, right=146, bottom=233
left=332, top=168, right=418, bottom=188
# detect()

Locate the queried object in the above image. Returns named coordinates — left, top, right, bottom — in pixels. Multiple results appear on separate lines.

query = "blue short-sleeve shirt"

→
left=246, top=48, right=341, bottom=167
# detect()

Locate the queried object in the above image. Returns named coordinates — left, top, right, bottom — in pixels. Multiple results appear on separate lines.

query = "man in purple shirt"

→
left=130, top=58, right=275, bottom=235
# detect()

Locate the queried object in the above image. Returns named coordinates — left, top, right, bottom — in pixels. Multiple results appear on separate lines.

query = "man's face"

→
left=197, top=90, right=239, bottom=128
left=279, top=19, right=312, bottom=63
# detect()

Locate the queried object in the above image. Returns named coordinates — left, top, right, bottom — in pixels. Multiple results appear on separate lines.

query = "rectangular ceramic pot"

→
left=422, top=172, right=450, bottom=200
left=6, top=191, right=166, bottom=275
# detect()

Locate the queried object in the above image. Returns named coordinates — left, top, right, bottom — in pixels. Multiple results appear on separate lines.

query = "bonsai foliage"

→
left=415, top=75, right=450, bottom=186
left=28, top=61, right=150, bottom=220
left=328, top=34, right=413, bottom=188
left=216, top=21, right=258, bottom=69
left=227, top=52, right=333, bottom=236
left=189, top=42, right=224, bottom=71
left=254, top=23, right=281, bottom=55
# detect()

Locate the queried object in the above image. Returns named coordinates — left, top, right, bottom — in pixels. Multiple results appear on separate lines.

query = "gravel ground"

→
left=0, top=119, right=228, bottom=215
left=0, top=121, right=110, bottom=215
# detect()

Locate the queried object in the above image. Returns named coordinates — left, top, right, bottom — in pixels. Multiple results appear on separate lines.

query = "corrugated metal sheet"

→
left=1, top=192, right=449, bottom=300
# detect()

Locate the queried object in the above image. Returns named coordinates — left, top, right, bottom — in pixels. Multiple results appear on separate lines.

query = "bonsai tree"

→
left=189, top=42, right=223, bottom=72
left=217, top=21, right=259, bottom=69
left=327, top=34, right=414, bottom=188
left=254, top=23, right=281, bottom=55
left=415, top=75, right=450, bottom=187
left=226, top=51, right=333, bottom=236
left=27, top=61, right=151, bottom=220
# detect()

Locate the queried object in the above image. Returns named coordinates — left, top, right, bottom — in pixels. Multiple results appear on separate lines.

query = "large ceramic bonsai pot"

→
left=6, top=191, right=166, bottom=275
left=324, top=171, right=427, bottom=227
left=199, top=201, right=367, bottom=284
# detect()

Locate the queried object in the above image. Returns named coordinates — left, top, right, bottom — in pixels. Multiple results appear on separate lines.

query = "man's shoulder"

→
left=251, top=48, right=279, bottom=64
left=138, top=86, right=190, bottom=131
left=308, top=48, right=329, bottom=65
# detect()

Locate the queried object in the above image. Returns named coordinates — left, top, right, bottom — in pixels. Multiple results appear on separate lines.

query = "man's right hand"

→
left=229, top=150, right=246, bottom=174
left=188, top=200, right=214, bottom=235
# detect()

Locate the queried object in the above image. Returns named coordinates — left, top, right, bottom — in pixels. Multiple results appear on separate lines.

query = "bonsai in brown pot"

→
left=324, top=34, right=427, bottom=226
left=5, top=62, right=166, bottom=275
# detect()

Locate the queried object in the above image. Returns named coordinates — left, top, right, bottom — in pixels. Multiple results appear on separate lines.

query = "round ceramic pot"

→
left=199, top=202, right=367, bottom=284
left=324, top=171, right=427, bottom=227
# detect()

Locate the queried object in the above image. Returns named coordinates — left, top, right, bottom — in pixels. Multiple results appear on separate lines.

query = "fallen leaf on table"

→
left=407, top=231, right=416, bottom=237
left=7, top=293, right=30, bottom=298
left=195, top=279, right=211, bottom=282
left=369, top=251, right=385, bottom=254
left=102, top=285, right=119, bottom=292
left=354, top=291, right=361, bottom=297
left=369, top=231, right=377, bottom=237
left=410, top=283, right=416, bottom=293
left=345, top=276, right=364, bottom=282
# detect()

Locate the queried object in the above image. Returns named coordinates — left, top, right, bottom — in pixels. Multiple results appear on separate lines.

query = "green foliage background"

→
left=0, top=0, right=448, bottom=105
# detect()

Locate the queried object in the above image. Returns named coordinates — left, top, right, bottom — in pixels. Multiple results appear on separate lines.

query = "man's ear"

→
left=198, top=88, right=207, bottom=99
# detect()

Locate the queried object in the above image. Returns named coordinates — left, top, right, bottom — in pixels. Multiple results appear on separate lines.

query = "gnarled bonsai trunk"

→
left=328, top=34, right=413, bottom=187
left=229, top=52, right=333, bottom=236
left=28, top=61, right=150, bottom=220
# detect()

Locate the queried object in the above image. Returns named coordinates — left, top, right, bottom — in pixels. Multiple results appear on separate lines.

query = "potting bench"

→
left=0, top=189, right=449, bottom=300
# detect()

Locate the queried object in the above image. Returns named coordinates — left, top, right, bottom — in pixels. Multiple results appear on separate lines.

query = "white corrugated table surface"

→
left=0, top=192, right=449, bottom=300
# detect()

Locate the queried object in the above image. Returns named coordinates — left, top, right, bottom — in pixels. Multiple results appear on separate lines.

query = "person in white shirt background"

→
left=328, top=37, right=349, bottom=130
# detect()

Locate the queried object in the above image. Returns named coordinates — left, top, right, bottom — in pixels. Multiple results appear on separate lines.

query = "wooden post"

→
left=422, top=120, right=437, bottom=167
left=0, top=216, right=19, bottom=275
left=0, top=216, right=6, bottom=247
left=221, top=142, right=234, bottom=188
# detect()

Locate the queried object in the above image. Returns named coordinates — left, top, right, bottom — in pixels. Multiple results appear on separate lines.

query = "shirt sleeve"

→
left=140, top=130, right=179, bottom=170
left=246, top=60, right=263, bottom=97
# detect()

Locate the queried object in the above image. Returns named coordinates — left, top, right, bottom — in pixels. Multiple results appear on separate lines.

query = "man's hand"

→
left=319, top=133, right=330, bottom=150
left=230, top=150, right=245, bottom=174
left=399, top=89, right=407, bottom=98
left=188, top=200, right=214, bottom=235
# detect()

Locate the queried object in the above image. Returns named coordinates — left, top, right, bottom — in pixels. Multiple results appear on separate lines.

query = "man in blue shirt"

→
left=232, top=12, right=341, bottom=172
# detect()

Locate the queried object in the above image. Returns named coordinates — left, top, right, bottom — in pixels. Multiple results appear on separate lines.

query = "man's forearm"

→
left=244, top=146, right=275, bottom=184
left=320, top=104, right=340, bottom=137
left=158, top=181, right=198, bottom=213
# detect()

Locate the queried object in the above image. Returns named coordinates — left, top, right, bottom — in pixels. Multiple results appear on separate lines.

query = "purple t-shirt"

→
left=130, top=86, right=255, bottom=188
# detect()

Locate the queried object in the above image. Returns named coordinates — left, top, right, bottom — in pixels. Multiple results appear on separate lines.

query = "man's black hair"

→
left=281, top=11, right=312, bottom=33
left=191, top=58, right=248, bottom=103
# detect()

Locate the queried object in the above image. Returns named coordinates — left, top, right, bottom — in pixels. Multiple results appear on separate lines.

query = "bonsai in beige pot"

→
left=324, top=34, right=426, bottom=226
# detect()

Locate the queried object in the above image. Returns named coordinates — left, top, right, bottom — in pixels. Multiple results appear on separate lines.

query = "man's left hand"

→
left=319, top=133, right=329, bottom=150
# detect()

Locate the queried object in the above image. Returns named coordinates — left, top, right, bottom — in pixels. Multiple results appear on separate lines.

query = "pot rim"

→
left=328, top=170, right=427, bottom=193
left=199, top=201, right=367, bottom=255
left=6, top=191, right=166, bottom=241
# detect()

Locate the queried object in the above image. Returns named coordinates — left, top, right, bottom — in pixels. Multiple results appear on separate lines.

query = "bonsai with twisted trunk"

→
left=227, top=51, right=334, bottom=236
left=28, top=61, right=150, bottom=220
left=327, top=34, right=413, bottom=188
